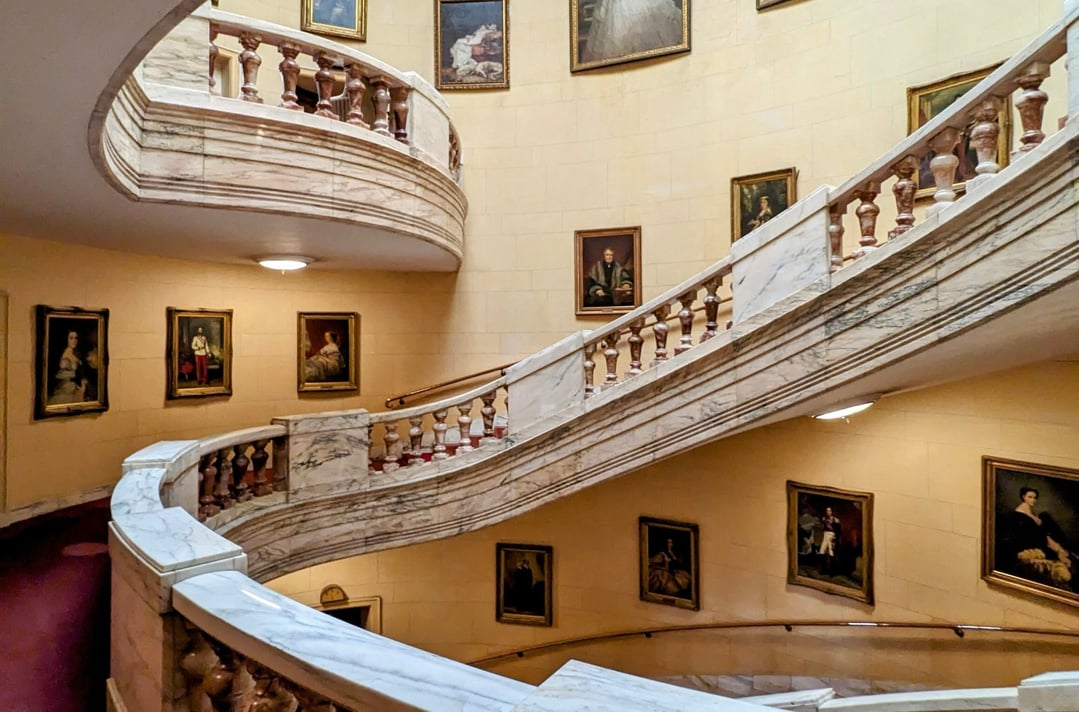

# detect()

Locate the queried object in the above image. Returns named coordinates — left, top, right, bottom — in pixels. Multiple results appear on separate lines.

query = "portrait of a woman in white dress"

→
left=35, top=307, right=109, bottom=419
left=573, top=0, right=689, bottom=71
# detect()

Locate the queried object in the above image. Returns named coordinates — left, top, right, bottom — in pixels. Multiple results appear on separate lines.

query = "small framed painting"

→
left=982, top=457, right=1079, bottom=608
left=571, top=0, right=691, bottom=73
left=731, top=168, right=797, bottom=241
left=575, top=226, right=642, bottom=317
left=301, top=0, right=367, bottom=42
left=166, top=308, right=233, bottom=400
left=787, top=481, right=874, bottom=604
left=639, top=516, right=700, bottom=610
left=34, top=305, right=109, bottom=420
left=496, top=543, right=553, bottom=626
left=907, top=65, right=1011, bottom=198
left=298, top=312, right=359, bottom=392
left=436, top=0, right=509, bottom=90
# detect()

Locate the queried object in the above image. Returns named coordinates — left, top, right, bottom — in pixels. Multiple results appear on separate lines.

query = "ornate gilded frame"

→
left=731, top=167, right=797, bottom=242
left=570, top=0, right=691, bottom=73
left=435, top=0, right=510, bottom=90
left=297, top=312, right=359, bottom=393
left=496, top=543, right=553, bottom=626
left=34, top=305, right=109, bottom=420
left=166, top=307, right=233, bottom=400
left=639, top=516, right=700, bottom=610
left=301, top=0, right=367, bottom=42
left=574, top=226, right=642, bottom=317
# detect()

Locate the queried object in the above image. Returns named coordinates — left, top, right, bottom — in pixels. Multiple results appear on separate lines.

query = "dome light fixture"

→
left=812, top=394, right=882, bottom=421
left=257, top=255, right=313, bottom=271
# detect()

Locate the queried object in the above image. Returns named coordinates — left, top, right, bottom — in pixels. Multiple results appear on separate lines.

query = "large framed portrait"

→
left=435, top=0, right=509, bottom=90
left=982, top=457, right=1079, bottom=608
left=639, top=516, right=699, bottom=610
left=907, top=65, right=1012, bottom=198
left=298, top=312, right=359, bottom=393
left=571, top=0, right=691, bottom=73
left=731, top=168, right=797, bottom=241
left=301, top=0, right=367, bottom=42
left=496, top=543, right=553, bottom=626
left=34, top=305, right=109, bottom=420
left=574, top=226, right=642, bottom=317
left=166, top=308, right=233, bottom=400
left=787, top=481, right=874, bottom=604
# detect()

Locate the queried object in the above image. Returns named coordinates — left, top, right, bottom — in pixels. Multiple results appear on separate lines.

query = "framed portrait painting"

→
left=298, top=312, right=359, bottom=392
left=435, top=0, right=509, bottom=90
left=166, top=308, right=233, bottom=400
left=301, top=0, right=367, bottom=42
left=787, top=481, right=874, bottom=604
left=907, top=65, right=1011, bottom=198
left=639, top=516, right=699, bottom=610
left=731, top=168, right=797, bottom=241
left=34, top=305, right=109, bottom=420
left=571, top=0, right=691, bottom=73
left=574, top=226, right=642, bottom=317
left=982, top=457, right=1079, bottom=608
left=496, top=543, right=553, bottom=626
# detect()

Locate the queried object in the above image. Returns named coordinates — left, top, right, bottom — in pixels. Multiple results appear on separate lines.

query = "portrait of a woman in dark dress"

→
left=997, top=486, right=1074, bottom=591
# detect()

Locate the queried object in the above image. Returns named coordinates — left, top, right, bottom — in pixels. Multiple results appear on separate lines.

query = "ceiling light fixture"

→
left=812, top=394, right=882, bottom=421
left=257, top=256, right=313, bottom=271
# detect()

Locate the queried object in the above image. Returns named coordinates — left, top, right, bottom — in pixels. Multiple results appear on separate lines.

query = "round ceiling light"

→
left=257, top=256, right=313, bottom=271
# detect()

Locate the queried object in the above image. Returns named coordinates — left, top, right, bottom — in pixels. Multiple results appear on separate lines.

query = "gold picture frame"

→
left=571, top=0, right=691, bottom=73
left=166, top=308, right=233, bottom=400
left=301, top=0, right=367, bottom=42
left=574, top=226, right=642, bottom=317
left=907, top=65, right=1012, bottom=199
left=496, top=543, right=553, bottom=626
left=298, top=312, right=359, bottom=393
left=731, top=167, right=797, bottom=242
left=639, top=516, right=700, bottom=610
left=787, top=481, right=874, bottom=605
left=34, top=305, right=109, bottom=420
left=982, top=457, right=1079, bottom=608
left=435, top=0, right=509, bottom=90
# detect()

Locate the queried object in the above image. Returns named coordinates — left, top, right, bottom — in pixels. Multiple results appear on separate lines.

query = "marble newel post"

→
left=1067, top=0, right=1079, bottom=117
left=139, top=13, right=211, bottom=91
left=505, top=332, right=587, bottom=434
left=271, top=409, right=370, bottom=501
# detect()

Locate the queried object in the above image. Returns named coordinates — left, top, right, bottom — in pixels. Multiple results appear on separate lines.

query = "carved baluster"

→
left=926, top=127, right=962, bottom=215
left=851, top=183, right=881, bottom=258
left=199, top=455, right=220, bottom=520
left=700, top=278, right=720, bottom=342
left=278, top=42, right=302, bottom=110
left=213, top=451, right=233, bottom=509
left=889, top=156, right=918, bottom=240
left=502, top=387, right=509, bottom=436
left=449, top=129, right=462, bottom=182
left=432, top=409, right=449, bottom=460
left=344, top=63, right=369, bottom=128
left=603, top=331, right=621, bottom=384
left=179, top=624, right=217, bottom=712
left=231, top=445, right=252, bottom=502
left=367, top=424, right=377, bottom=473
left=584, top=342, right=597, bottom=395
left=238, top=32, right=263, bottom=103
left=247, top=661, right=297, bottom=711
left=456, top=402, right=474, bottom=453
left=286, top=683, right=338, bottom=712
left=968, top=96, right=1004, bottom=181
left=651, top=303, right=671, bottom=365
left=627, top=319, right=644, bottom=377
left=209, top=28, right=220, bottom=94
left=1015, top=62, right=1050, bottom=152
left=383, top=422, right=401, bottom=473
left=272, top=437, right=289, bottom=493
left=407, top=415, right=424, bottom=464
left=390, top=86, right=410, bottom=143
left=202, top=641, right=254, bottom=712
left=480, top=392, right=497, bottom=444
left=370, top=76, right=392, bottom=136
left=250, top=440, right=272, bottom=496
left=675, top=292, right=696, bottom=355
left=313, top=51, right=338, bottom=119
left=828, top=204, right=846, bottom=272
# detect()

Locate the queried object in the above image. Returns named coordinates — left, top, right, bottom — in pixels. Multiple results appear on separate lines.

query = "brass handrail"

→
left=467, top=619, right=1079, bottom=666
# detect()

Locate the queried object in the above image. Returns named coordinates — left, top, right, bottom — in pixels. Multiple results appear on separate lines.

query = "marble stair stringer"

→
left=220, top=122, right=1079, bottom=583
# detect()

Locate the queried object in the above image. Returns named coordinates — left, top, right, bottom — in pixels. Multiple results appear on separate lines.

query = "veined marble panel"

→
left=122, top=439, right=200, bottom=477
left=742, top=688, right=835, bottom=711
left=1017, top=671, right=1079, bottom=712
left=111, top=468, right=167, bottom=517
left=506, top=332, right=585, bottom=433
left=140, top=14, right=208, bottom=91
left=274, top=409, right=370, bottom=500
left=817, top=688, right=1018, bottom=711
left=113, top=506, right=243, bottom=573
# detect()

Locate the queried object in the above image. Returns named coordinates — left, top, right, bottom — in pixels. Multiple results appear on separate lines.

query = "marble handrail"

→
left=817, top=688, right=1017, bottom=711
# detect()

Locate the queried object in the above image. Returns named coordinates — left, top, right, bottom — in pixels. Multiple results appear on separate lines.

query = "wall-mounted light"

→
left=812, top=394, right=881, bottom=421
left=257, top=255, right=313, bottom=271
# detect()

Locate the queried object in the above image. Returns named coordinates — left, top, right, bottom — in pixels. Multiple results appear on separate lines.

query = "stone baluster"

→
left=1015, top=62, right=1050, bottom=152
left=250, top=440, right=272, bottom=496
left=278, top=42, right=302, bottom=110
left=968, top=96, right=1004, bottom=184
left=179, top=624, right=217, bottom=712
left=602, top=331, right=621, bottom=384
left=390, top=87, right=410, bottom=143
left=700, top=278, right=720, bottom=342
left=286, top=683, right=338, bottom=712
left=213, top=451, right=233, bottom=509
left=383, top=422, right=401, bottom=473
left=889, top=156, right=918, bottom=240
left=366, top=424, right=377, bottom=473
left=371, top=77, right=392, bottom=137
left=502, top=387, right=509, bottom=436
left=432, top=409, right=449, bottom=460
left=407, top=415, right=424, bottom=463
left=584, top=342, right=597, bottom=395
left=926, top=127, right=962, bottom=215
left=456, top=402, right=474, bottom=453
left=247, top=661, right=297, bottom=711
left=480, top=392, right=498, bottom=444
left=209, top=29, right=220, bottom=94
left=272, top=437, right=289, bottom=493
left=313, top=51, right=338, bottom=120
left=238, top=32, right=263, bottom=103
left=345, top=63, right=369, bottom=128
left=449, top=129, right=462, bottom=182
left=675, top=292, right=696, bottom=355
left=627, top=319, right=645, bottom=377
left=231, top=444, right=252, bottom=503
left=202, top=641, right=254, bottom=712
left=851, top=183, right=881, bottom=259
left=198, top=454, right=220, bottom=520
left=828, top=204, right=846, bottom=272
left=651, top=303, right=671, bottom=365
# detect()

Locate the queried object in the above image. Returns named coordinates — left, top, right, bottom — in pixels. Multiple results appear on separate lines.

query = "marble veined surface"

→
left=818, top=687, right=1017, bottom=711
